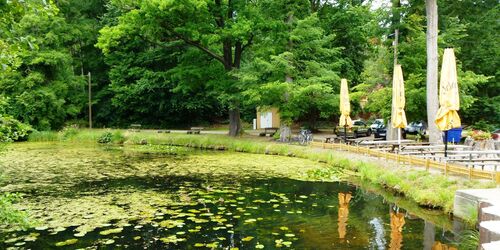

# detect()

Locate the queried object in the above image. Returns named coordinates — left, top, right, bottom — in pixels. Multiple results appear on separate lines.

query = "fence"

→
left=310, top=142, right=500, bottom=184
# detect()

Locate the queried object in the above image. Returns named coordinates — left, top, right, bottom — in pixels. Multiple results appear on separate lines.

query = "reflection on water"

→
left=389, top=209, right=405, bottom=250
left=337, top=192, right=351, bottom=240
left=432, top=241, right=458, bottom=250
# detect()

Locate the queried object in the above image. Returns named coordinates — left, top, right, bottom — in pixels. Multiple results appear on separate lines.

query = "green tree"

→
left=239, top=13, right=343, bottom=130
left=97, top=0, right=264, bottom=136
left=0, top=0, right=85, bottom=130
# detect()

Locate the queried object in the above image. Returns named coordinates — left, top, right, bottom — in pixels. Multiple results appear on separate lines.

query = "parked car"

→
left=373, top=124, right=387, bottom=140
left=404, top=121, right=427, bottom=135
left=335, top=119, right=372, bottom=138
left=492, top=129, right=500, bottom=141
left=370, top=119, right=384, bottom=130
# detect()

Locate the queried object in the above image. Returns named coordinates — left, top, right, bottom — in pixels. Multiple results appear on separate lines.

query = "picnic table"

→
left=259, top=127, right=278, bottom=137
left=129, top=124, right=141, bottom=132
left=187, top=127, right=204, bottom=134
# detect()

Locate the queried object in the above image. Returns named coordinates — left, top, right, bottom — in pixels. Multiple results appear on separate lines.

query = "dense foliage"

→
left=0, top=115, right=32, bottom=142
left=0, top=0, right=498, bottom=131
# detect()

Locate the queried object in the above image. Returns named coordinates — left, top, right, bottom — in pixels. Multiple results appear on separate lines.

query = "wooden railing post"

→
left=444, top=161, right=448, bottom=176
left=425, top=159, right=430, bottom=171
left=468, top=166, right=472, bottom=180
left=495, top=172, right=500, bottom=184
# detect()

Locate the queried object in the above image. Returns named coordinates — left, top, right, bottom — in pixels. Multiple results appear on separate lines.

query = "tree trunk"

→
left=228, top=108, right=241, bottom=137
left=426, top=0, right=440, bottom=144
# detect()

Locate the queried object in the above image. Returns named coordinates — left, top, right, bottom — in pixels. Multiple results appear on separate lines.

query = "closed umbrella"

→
left=391, top=64, right=407, bottom=149
left=435, top=48, right=461, bottom=157
left=339, top=79, right=352, bottom=142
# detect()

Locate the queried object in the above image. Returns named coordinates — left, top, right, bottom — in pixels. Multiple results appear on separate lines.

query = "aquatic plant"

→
left=0, top=193, right=30, bottom=229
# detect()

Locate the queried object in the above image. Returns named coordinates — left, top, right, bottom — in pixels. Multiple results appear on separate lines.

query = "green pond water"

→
left=0, top=143, right=466, bottom=249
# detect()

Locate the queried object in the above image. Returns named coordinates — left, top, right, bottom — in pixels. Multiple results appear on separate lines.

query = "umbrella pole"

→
left=398, top=128, right=401, bottom=153
left=344, top=124, right=347, bottom=144
left=444, top=131, right=448, bottom=158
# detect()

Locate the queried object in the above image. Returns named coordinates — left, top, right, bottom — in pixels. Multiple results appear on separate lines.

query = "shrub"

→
left=59, top=125, right=79, bottom=140
left=112, top=131, right=126, bottom=144
left=97, top=132, right=113, bottom=144
left=0, top=193, right=30, bottom=228
left=97, top=131, right=126, bottom=144
left=0, top=115, right=33, bottom=142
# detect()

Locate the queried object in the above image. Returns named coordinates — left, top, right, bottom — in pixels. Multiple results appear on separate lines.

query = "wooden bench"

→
left=129, top=124, right=141, bottom=132
left=259, top=127, right=278, bottom=137
left=187, top=127, right=204, bottom=134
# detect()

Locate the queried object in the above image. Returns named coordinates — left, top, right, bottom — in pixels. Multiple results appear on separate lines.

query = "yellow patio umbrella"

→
left=391, top=64, right=407, bottom=147
left=435, top=48, right=461, bottom=156
left=339, top=79, right=352, bottom=142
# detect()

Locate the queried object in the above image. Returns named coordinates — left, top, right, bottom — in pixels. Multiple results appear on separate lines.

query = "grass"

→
left=25, top=129, right=497, bottom=215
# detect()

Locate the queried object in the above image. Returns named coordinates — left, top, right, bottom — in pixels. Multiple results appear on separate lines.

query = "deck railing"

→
left=310, top=141, right=500, bottom=184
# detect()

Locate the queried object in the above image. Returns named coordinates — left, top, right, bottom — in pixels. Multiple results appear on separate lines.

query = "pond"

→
left=0, top=143, right=466, bottom=249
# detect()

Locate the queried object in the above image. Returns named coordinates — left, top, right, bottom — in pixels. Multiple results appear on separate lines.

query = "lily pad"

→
left=99, top=227, right=123, bottom=235
left=55, top=238, right=78, bottom=247
left=242, top=236, right=254, bottom=242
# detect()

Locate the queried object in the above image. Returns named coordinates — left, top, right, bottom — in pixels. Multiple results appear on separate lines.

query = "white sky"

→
left=370, top=0, right=409, bottom=10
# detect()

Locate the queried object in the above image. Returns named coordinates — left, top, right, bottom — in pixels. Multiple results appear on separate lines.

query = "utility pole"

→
left=88, top=72, right=92, bottom=129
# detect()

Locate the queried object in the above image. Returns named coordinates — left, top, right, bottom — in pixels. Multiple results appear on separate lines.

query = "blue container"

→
left=444, top=127, right=462, bottom=143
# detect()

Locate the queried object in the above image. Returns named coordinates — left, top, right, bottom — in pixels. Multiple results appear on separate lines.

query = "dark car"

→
left=374, top=124, right=387, bottom=140
left=404, top=121, right=427, bottom=135
left=335, top=119, right=372, bottom=138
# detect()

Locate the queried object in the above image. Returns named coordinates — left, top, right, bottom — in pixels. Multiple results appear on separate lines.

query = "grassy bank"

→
left=26, top=129, right=496, bottom=214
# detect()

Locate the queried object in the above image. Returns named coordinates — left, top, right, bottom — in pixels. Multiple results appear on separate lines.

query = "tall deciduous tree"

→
left=98, top=0, right=261, bottom=136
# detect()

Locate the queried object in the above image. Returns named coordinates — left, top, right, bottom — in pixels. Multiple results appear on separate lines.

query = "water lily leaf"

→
left=206, top=242, right=219, bottom=248
left=133, top=236, right=141, bottom=240
left=35, top=226, right=48, bottom=231
left=283, top=241, right=292, bottom=247
left=256, top=243, right=265, bottom=249
left=245, top=218, right=257, bottom=223
left=74, top=232, right=86, bottom=237
left=104, top=239, right=115, bottom=245
left=99, top=227, right=123, bottom=235
left=285, top=233, right=295, bottom=237
left=242, top=236, right=254, bottom=242
left=299, top=195, right=308, bottom=199
left=280, top=226, right=289, bottom=231
left=55, top=238, right=78, bottom=247
left=176, top=231, right=186, bottom=235
left=194, top=243, right=205, bottom=247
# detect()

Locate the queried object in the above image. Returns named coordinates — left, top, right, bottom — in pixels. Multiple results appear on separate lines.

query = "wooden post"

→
left=88, top=72, right=92, bottom=129
left=425, top=159, right=430, bottom=171
left=468, top=166, right=472, bottom=180
left=444, top=161, right=448, bottom=176
left=495, top=172, right=500, bottom=184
